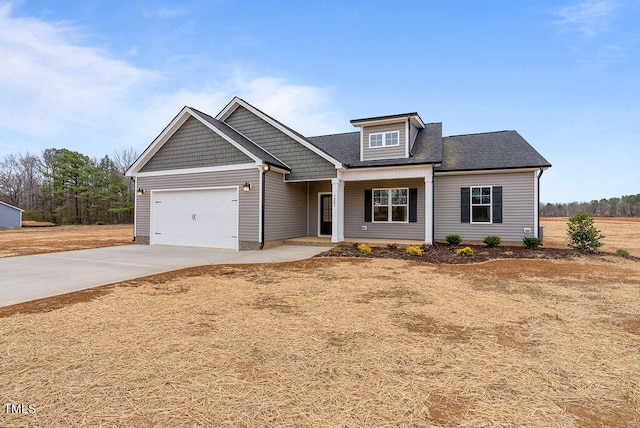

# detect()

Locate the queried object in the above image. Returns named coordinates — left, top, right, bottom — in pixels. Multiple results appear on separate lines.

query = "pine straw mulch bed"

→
left=318, top=243, right=640, bottom=264
left=1, top=256, right=640, bottom=427
left=319, top=242, right=577, bottom=263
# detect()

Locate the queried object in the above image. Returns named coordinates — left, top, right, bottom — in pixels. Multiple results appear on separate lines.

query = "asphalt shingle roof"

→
left=308, top=126, right=549, bottom=171
left=438, top=131, right=551, bottom=171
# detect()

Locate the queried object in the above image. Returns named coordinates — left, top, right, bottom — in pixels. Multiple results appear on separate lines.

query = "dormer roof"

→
left=350, top=112, right=425, bottom=129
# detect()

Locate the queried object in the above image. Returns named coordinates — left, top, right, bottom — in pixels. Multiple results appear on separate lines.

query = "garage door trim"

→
left=150, top=186, right=240, bottom=250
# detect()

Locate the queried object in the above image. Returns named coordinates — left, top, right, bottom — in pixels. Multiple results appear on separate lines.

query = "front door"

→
left=320, top=194, right=332, bottom=236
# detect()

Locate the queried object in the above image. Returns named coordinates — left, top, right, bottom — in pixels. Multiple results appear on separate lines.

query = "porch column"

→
left=331, top=178, right=344, bottom=243
left=425, top=174, right=434, bottom=245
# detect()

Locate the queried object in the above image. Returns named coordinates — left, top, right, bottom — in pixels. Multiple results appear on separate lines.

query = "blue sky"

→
left=1, top=0, right=638, bottom=203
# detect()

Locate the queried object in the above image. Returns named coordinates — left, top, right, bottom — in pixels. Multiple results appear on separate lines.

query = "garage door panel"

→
left=152, top=188, right=238, bottom=249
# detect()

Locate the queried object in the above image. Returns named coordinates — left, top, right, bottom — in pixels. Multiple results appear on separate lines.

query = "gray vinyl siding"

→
left=434, top=171, right=536, bottom=242
left=141, top=116, right=252, bottom=172
left=0, top=203, right=22, bottom=228
left=224, top=106, right=337, bottom=181
left=135, top=169, right=260, bottom=242
left=344, top=179, right=425, bottom=240
left=307, top=181, right=332, bottom=236
left=362, top=122, right=407, bottom=161
left=409, top=122, right=419, bottom=151
left=264, top=172, right=307, bottom=241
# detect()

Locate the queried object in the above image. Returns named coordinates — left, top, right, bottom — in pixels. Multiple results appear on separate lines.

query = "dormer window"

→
left=369, top=131, right=399, bottom=148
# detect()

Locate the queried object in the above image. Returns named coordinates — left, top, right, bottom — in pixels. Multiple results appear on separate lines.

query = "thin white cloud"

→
left=0, top=3, right=344, bottom=158
left=0, top=3, right=157, bottom=138
left=556, top=0, right=619, bottom=36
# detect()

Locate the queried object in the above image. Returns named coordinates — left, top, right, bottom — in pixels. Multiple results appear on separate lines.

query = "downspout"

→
left=537, top=168, right=544, bottom=240
left=431, top=163, right=436, bottom=246
left=260, top=167, right=267, bottom=249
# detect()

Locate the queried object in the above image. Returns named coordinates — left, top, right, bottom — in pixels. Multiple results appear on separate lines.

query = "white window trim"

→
left=368, top=131, right=400, bottom=148
left=470, top=186, right=493, bottom=224
left=369, top=133, right=383, bottom=148
left=384, top=131, right=399, bottom=147
left=372, top=187, right=409, bottom=223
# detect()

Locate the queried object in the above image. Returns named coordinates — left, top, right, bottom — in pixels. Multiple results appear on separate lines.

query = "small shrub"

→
left=406, top=245, right=423, bottom=256
left=357, top=243, right=372, bottom=254
left=523, top=237, right=542, bottom=250
left=615, top=249, right=630, bottom=259
left=446, top=234, right=462, bottom=246
left=483, top=236, right=501, bottom=247
left=387, top=243, right=398, bottom=250
left=567, top=210, right=605, bottom=254
left=456, top=246, right=474, bottom=257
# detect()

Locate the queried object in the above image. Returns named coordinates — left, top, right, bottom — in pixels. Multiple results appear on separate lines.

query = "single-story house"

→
left=126, top=97, right=551, bottom=250
left=0, top=201, right=23, bottom=229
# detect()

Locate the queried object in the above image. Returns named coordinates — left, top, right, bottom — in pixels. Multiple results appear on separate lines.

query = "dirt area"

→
left=1, top=219, right=639, bottom=426
left=0, top=224, right=134, bottom=257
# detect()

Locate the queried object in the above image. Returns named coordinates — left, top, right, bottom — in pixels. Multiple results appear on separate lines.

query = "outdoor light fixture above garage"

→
left=136, top=188, right=145, bottom=196
left=243, top=182, right=251, bottom=192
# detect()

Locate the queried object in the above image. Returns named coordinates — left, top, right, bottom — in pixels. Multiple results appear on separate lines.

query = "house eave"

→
left=435, top=165, right=551, bottom=176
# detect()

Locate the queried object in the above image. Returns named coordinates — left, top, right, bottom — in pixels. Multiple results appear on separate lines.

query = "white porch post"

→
left=331, top=178, right=344, bottom=243
left=425, top=174, right=434, bottom=245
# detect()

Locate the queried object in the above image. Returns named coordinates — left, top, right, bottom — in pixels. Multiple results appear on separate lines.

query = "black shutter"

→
left=492, top=186, right=503, bottom=223
left=409, top=188, right=418, bottom=222
left=461, top=187, right=470, bottom=223
left=364, top=189, right=372, bottom=222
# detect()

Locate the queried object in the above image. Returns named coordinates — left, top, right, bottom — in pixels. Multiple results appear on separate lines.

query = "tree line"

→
left=540, top=194, right=640, bottom=217
left=0, top=148, right=138, bottom=224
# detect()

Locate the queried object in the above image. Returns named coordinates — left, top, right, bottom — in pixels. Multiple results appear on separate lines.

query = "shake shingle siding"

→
left=224, top=106, right=337, bottom=181
left=136, top=169, right=260, bottom=243
left=140, top=116, right=252, bottom=172
left=434, top=172, right=536, bottom=242
left=264, top=172, right=307, bottom=241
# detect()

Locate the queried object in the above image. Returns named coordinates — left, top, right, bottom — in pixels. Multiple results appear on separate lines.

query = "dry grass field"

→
left=0, top=224, right=134, bottom=257
left=542, top=217, right=640, bottom=257
left=0, top=219, right=639, bottom=427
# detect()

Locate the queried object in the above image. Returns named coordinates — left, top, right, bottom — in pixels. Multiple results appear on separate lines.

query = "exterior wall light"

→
left=136, top=188, right=145, bottom=196
left=263, top=164, right=270, bottom=172
left=243, top=182, right=252, bottom=192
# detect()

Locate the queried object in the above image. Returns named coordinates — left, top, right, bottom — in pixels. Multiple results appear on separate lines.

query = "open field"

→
left=542, top=217, right=640, bottom=257
left=0, top=225, right=134, bottom=257
left=0, top=219, right=639, bottom=426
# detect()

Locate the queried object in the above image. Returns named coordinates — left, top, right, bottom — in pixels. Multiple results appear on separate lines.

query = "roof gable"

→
left=216, top=97, right=343, bottom=169
left=0, top=201, right=23, bottom=212
left=126, top=106, right=288, bottom=176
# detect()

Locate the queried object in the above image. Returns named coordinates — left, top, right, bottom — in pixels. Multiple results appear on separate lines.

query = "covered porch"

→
left=303, top=164, right=435, bottom=245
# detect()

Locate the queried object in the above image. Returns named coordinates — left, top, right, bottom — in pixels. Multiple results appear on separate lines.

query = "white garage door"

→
left=151, top=188, right=238, bottom=249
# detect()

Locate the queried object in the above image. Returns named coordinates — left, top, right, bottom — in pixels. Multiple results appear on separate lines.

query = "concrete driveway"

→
left=0, top=244, right=332, bottom=308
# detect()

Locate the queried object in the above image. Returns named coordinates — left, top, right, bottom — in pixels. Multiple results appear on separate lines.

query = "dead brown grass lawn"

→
left=542, top=217, right=640, bottom=257
left=1, top=255, right=639, bottom=427
left=0, top=225, right=133, bottom=257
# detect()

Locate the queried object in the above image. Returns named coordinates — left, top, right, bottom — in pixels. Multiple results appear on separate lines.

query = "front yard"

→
left=1, top=254, right=639, bottom=426
left=1, top=218, right=639, bottom=426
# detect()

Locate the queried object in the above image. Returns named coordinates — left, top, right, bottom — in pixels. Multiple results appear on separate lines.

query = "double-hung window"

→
left=373, top=188, right=408, bottom=222
left=369, top=131, right=399, bottom=148
left=471, top=186, right=492, bottom=223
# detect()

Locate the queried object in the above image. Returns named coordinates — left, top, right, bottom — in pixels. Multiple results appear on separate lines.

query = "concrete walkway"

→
left=0, top=244, right=332, bottom=307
